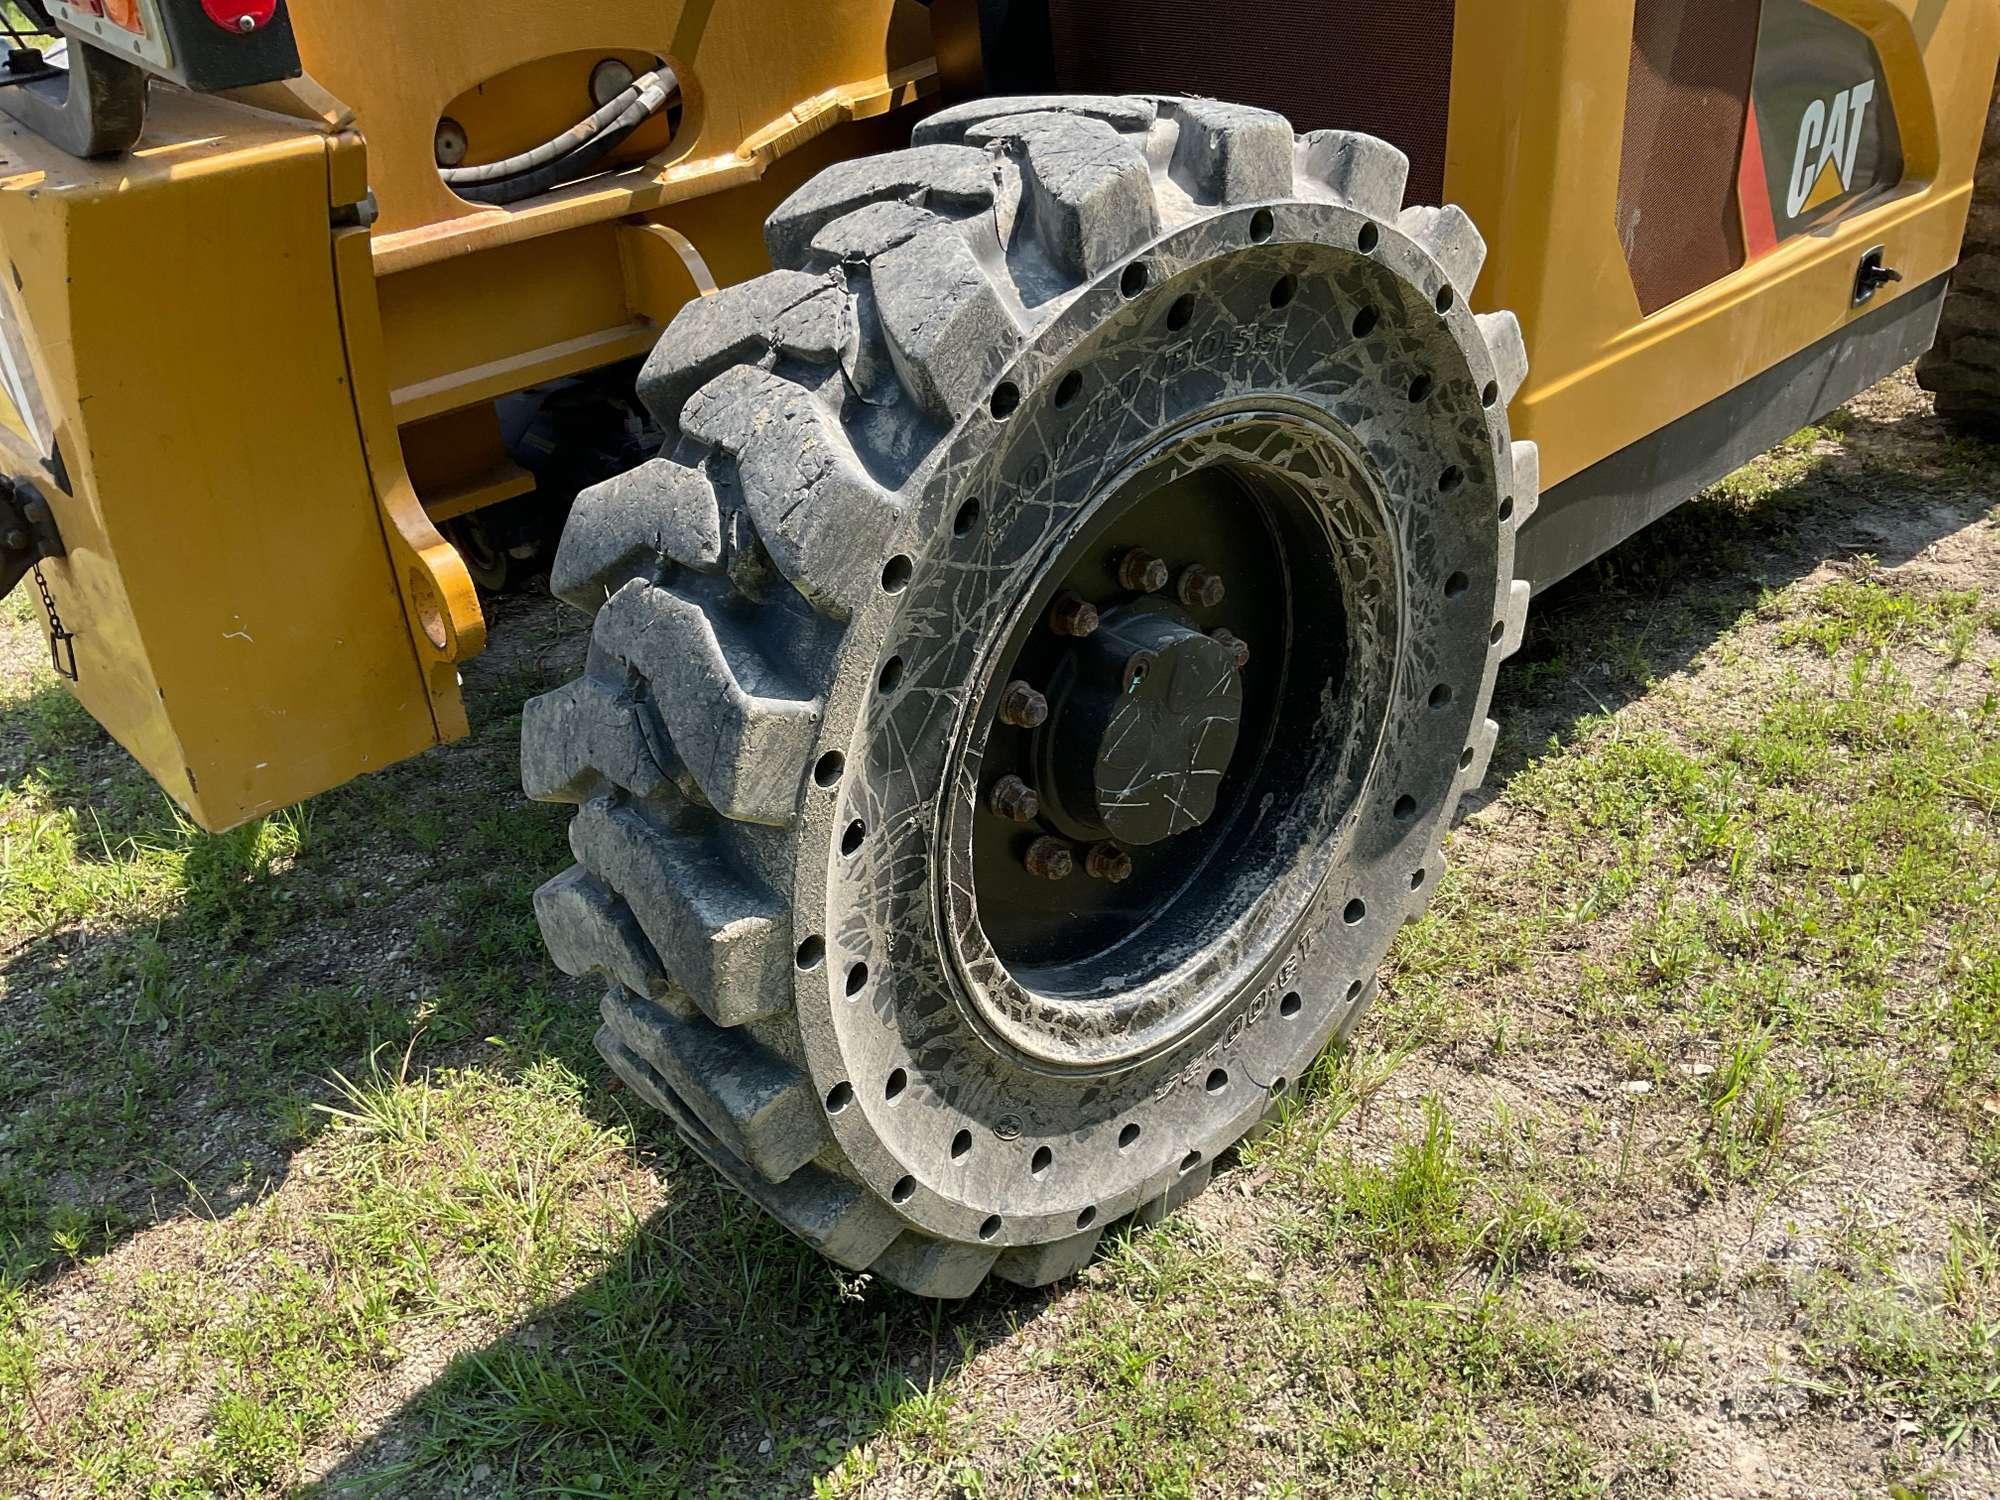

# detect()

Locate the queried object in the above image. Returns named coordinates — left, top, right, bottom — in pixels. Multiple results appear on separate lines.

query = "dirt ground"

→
left=1, top=366, right=1997, bottom=1497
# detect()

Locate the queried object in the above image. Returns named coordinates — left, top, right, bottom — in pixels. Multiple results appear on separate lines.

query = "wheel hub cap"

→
left=1040, top=607, right=1243, bottom=846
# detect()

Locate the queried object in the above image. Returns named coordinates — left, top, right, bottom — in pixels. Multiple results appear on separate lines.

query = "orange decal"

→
left=1738, top=99, right=1779, bottom=259
left=102, top=0, right=146, bottom=34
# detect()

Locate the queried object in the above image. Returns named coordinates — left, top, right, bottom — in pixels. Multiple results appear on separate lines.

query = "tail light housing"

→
left=39, top=0, right=299, bottom=90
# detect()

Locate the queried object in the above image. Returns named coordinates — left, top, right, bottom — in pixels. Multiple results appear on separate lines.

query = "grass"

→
left=0, top=370, right=1998, bottom=1494
left=1796, top=1209, right=2000, bottom=1453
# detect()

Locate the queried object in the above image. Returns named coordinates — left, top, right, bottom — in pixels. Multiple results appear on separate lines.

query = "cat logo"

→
left=1787, top=81, right=1877, bottom=219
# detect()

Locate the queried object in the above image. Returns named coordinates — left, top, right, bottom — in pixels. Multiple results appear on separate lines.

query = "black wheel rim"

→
left=939, top=405, right=1402, bottom=1073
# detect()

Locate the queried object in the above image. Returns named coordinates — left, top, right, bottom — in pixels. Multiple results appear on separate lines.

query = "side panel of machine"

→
left=0, top=95, right=445, bottom=829
left=1447, top=0, right=1998, bottom=582
left=961, top=0, right=1996, bottom=526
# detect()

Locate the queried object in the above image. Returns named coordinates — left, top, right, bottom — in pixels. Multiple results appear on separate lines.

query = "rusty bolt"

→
left=1025, top=836, right=1074, bottom=881
left=989, top=774, right=1040, bottom=823
left=1049, top=591, right=1100, bottom=638
left=1177, top=564, right=1226, bottom=610
left=1210, top=628, right=1251, bottom=670
left=999, top=680, right=1049, bottom=729
left=1085, top=842, right=1134, bottom=882
left=1116, top=547, right=1171, bottom=594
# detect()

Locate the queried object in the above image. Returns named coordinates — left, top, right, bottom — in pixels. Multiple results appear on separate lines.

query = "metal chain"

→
left=31, top=561, right=75, bottom=681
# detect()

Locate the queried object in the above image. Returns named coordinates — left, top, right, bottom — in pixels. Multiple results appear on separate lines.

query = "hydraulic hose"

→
left=443, top=67, right=676, bottom=206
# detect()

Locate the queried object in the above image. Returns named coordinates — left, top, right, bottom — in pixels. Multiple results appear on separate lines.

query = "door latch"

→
left=1854, top=245, right=1903, bottom=306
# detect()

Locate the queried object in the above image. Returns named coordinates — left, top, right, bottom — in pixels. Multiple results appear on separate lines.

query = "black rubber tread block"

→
left=959, top=109, right=1161, bottom=279
left=592, top=579, right=819, bottom=827
left=678, top=366, right=907, bottom=619
left=1129, top=1161, right=1214, bottom=1229
left=991, top=1225, right=1106, bottom=1289
left=1395, top=204, right=1487, bottom=298
left=1508, top=441, right=1542, bottom=529
left=763, top=145, right=1004, bottom=271
left=599, top=988, right=825, bottom=1184
left=636, top=270, right=846, bottom=434
left=869, top=220, right=1023, bottom=422
left=870, top=1232, right=1001, bottom=1300
left=551, top=457, right=726, bottom=614
left=1918, top=91, right=2000, bottom=427
left=912, top=94, right=1158, bottom=148
left=569, top=799, right=793, bottom=1027
left=534, top=866, right=696, bottom=1018
left=596, top=1027, right=904, bottom=1270
left=1160, top=98, right=1294, bottom=205
left=1295, top=129, right=1410, bottom=219
left=1476, top=312, right=1529, bottom=406
left=806, top=199, right=941, bottom=268
left=521, top=673, right=679, bottom=805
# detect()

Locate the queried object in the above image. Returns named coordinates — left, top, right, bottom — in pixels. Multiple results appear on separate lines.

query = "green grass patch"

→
left=1796, top=1210, right=2000, bottom=1452
left=1776, top=574, right=1987, bottom=658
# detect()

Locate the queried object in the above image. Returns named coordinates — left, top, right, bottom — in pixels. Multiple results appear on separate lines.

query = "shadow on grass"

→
left=0, top=592, right=584, bottom=1285
left=309, top=1186, right=1033, bottom=1495
left=1485, top=399, right=2000, bottom=792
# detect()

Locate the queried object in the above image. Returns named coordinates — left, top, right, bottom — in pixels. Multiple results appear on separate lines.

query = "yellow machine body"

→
left=1452, top=1, right=1997, bottom=489
left=1, top=0, right=1994, bottom=829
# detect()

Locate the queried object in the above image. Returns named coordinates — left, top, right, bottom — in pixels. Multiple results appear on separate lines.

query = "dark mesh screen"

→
left=1043, top=0, right=1458, bottom=204
left=1618, top=0, right=1762, bottom=314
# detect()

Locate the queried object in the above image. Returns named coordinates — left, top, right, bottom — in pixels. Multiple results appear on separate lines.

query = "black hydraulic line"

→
left=453, top=103, right=648, bottom=205
left=443, top=68, right=676, bottom=205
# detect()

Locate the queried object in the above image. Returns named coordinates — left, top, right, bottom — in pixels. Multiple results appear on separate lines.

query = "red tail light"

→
left=199, top=0, right=278, bottom=32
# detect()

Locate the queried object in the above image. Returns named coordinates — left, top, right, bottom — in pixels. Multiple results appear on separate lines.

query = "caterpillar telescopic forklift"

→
left=2, top=0, right=1996, bottom=1297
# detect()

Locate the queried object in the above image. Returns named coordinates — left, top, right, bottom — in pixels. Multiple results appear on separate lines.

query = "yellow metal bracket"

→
left=329, top=131, right=486, bottom=734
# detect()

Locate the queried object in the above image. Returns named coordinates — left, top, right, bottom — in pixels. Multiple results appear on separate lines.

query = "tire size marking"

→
left=1149, top=904, right=1335, bottom=1103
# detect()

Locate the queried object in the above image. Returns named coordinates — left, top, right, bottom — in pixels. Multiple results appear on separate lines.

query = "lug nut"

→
left=1049, top=590, right=1100, bottom=638
left=1086, top=842, right=1134, bottom=882
left=1116, top=547, right=1171, bottom=594
left=989, top=774, right=1040, bottom=823
left=1210, top=628, right=1251, bottom=670
left=1177, top=564, right=1226, bottom=610
left=999, top=680, right=1049, bottom=728
left=1025, top=836, right=1074, bottom=881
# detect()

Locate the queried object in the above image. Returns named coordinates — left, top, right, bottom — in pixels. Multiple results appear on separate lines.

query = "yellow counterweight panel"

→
left=0, top=92, right=449, bottom=830
left=1448, top=0, right=2000, bottom=489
